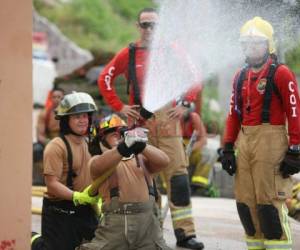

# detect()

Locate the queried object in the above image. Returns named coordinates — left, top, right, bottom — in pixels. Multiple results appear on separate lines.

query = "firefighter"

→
left=221, top=16, right=300, bottom=250
left=286, top=180, right=300, bottom=221
left=31, top=92, right=99, bottom=250
left=36, top=87, right=65, bottom=145
left=77, top=114, right=171, bottom=250
left=181, top=107, right=214, bottom=195
left=98, top=7, right=204, bottom=249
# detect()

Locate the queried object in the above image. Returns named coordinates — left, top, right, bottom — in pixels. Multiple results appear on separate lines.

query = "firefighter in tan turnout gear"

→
left=31, top=92, right=99, bottom=250
left=77, top=114, right=171, bottom=250
left=221, top=17, right=300, bottom=250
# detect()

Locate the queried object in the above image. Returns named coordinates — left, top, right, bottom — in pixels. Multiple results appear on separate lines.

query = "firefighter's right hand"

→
left=221, top=143, right=236, bottom=176
left=72, top=185, right=99, bottom=206
left=120, top=105, right=140, bottom=120
left=117, top=127, right=148, bottom=157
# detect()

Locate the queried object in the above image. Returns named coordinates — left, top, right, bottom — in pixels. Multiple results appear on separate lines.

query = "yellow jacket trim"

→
left=171, top=208, right=192, bottom=221
left=191, top=176, right=209, bottom=186
left=246, top=238, right=264, bottom=250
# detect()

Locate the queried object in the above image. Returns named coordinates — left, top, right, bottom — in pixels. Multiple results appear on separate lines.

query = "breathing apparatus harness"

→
left=234, top=56, right=282, bottom=123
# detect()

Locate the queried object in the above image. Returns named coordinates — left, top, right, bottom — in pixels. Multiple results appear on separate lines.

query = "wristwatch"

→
left=289, top=145, right=300, bottom=153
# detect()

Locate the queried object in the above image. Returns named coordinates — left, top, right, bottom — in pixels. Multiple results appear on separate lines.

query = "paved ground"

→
left=32, top=195, right=300, bottom=250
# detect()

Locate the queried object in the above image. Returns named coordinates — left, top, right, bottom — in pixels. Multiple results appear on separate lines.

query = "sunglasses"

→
left=139, top=22, right=157, bottom=29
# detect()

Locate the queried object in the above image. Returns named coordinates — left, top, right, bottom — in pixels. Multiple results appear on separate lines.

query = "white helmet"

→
left=55, top=92, right=97, bottom=119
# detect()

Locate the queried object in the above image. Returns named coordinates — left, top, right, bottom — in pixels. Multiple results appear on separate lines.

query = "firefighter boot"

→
left=31, top=232, right=42, bottom=249
left=176, top=237, right=205, bottom=250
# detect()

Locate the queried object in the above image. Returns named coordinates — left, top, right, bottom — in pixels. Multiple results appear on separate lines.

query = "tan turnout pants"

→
left=235, top=124, right=293, bottom=250
left=77, top=197, right=171, bottom=250
left=146, top=109, right=196, bottom=241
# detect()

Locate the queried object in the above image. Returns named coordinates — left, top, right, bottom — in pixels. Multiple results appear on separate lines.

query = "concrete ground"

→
left=32, top=196, right=300, bottom=250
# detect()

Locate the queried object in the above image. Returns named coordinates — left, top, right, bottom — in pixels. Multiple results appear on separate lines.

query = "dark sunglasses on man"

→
left=139, top=22, right=157, bottom=29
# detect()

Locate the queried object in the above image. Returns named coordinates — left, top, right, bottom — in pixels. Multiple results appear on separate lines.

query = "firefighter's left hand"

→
left=280, top=150, right=300, bottom=178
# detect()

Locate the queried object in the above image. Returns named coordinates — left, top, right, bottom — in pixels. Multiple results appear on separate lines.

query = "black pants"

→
left=32, top=198, right=98, bottom=250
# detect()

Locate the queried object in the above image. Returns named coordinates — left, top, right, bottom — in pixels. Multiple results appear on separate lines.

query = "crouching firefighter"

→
left=221, top=17, right=300, bottom=250
left=77, top=114, right=172, bottom=250
left=31, top=92, right=100, bottom=250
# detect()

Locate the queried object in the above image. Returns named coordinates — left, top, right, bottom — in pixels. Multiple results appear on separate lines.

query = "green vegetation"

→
left=286, top=44, right=300, bottom=75
left=34, top=0, right=156, bottom=54
left=202, top=77, right=224, bottom=135
left=35, top=0, right=300, bottom=130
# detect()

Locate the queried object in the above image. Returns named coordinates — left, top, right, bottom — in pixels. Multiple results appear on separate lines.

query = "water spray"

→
left=143, top=0, right=300, bottom=113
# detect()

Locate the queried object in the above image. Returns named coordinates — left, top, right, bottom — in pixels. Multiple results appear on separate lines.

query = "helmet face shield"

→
left=67, top=103, right=97, bottom=116
left=240, top=36, right=269, bottom=59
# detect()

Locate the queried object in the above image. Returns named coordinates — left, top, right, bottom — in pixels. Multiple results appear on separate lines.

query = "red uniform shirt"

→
left=224, top=58, right=300, bottom=145
left=98, top=42, right=149, bottom=111
left=98, top=42, right=201, bottom=112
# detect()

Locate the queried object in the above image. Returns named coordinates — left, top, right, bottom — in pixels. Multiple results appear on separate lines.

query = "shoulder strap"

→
left=261, top=62, right=281, bottom=123
left=59, top=134, right=75, bottom=190
left=136, top=155, right=155, bottom=197
left=44, top=108, right=52, bottom=135
left=235, top=66, right=248, bottom=122
left=127, top=43, right=141, bottom=105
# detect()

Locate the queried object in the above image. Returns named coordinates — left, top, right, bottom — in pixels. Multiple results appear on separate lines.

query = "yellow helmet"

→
left=97, top=114, right=127, bottom=137
left=240, top=16, right=275, bottom=54
left=55, top=92, right=97, bottom=119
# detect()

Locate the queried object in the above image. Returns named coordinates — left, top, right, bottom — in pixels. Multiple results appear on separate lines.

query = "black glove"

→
left=117, top=141, right=147, bottom=157
left=140, top=107, right=153, bottom=120
left=117, top=142, right=133, bottom=157
left=280, top=149, right=300, bottom=178
left=117, top=127, right=148, bottom=157
left=130, top=141, right=146, bottom=154
left=221, top=143, right=236, bottom=176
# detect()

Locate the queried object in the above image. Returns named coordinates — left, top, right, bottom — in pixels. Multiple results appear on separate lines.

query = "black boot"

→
left=176, top=237, right=204, bottom=250
left=31, top=232, right=42, bottom=249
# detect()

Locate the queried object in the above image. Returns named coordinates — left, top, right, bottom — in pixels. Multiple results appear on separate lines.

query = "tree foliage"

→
left=34, top=0, right=156, bottom=54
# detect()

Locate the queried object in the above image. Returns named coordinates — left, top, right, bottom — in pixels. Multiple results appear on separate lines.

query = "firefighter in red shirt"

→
left=98, top=7, right=204, bottom=250
left=221, top=16, right=300, bottom=250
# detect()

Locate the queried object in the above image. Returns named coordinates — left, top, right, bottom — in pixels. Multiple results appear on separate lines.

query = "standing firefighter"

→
left=98, top=7, right=204, bottom=249
left=77, top=114, right=171, bottom=250
left=221, top=16, right=300, bottom=250
left=31, top=92, right=99, bottom=250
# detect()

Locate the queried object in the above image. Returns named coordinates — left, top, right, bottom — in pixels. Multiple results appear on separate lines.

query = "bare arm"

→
left=44, top=175, right=73, bottom=200
left=90, top=148, right=123, bottom=180
left=36, top=111, right=47, bottom=145
left=142, top=145, right=170, bottom=173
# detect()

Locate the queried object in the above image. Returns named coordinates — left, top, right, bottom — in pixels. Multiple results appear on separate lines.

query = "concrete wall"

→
left=0, top=1, right=32, bottom=249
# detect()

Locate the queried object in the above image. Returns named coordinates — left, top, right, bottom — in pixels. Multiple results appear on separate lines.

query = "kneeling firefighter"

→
left=221, top=17, right=300, bottom=250
left=77, top=114, right=172, bottom=250
left=31, top=92, right=100, bottom=250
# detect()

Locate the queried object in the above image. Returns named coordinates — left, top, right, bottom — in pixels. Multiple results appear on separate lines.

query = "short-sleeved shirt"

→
left=43, top=135, right=92, bottom=199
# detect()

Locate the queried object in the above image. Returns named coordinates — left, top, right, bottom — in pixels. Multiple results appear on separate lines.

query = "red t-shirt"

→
left=98, top=42, right=149, bottom=111
left=224, top=58, right=300, bottom=145
left=98, top=42, right=201, bottom=112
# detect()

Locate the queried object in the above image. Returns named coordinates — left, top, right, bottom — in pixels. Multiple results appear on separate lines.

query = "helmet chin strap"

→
left=69, top=130, right=83, bottom=137
left=246, top=52, right=269, bottom=69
